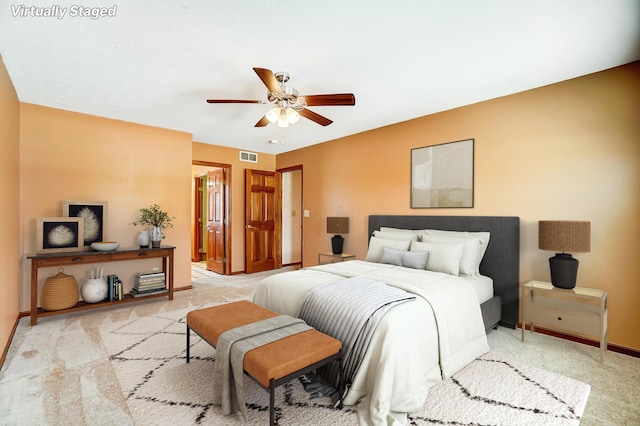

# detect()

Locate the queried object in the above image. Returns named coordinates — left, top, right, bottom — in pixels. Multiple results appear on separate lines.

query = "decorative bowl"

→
left=91, top=241, right=120, bottom=251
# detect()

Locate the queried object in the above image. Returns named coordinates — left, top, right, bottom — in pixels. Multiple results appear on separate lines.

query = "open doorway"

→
left=279, top=165, right=303, bottom=268
left=192, top=161, right=231, bottom=275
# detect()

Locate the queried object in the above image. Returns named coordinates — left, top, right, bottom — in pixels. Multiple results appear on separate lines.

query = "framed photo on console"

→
left=411, top=139, right=474, bottom=208
left=36, top=217, right=85, bottom=253
left=63, top=200, right=108, bottom=247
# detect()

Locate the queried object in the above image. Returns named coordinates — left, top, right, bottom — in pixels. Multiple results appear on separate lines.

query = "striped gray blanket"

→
left=297, top=276, right=416, bottom=388
left=212, top=315, right=311, bottom=418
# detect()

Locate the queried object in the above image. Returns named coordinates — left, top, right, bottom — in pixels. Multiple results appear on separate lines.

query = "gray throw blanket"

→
left=297, top=276, right=415, bottom=389
left=212, top=315, right=311, bottom=418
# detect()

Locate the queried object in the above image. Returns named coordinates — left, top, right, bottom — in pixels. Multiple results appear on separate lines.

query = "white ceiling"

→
left=1, top=1, right=639, bottom=154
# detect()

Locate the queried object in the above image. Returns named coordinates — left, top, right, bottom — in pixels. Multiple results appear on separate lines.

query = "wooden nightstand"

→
left=521, top=280, right=608, bottom=361
left=318, top=252, right=355, bottom=265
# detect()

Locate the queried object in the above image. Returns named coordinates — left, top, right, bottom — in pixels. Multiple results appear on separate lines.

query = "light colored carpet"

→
left=1, top=266, right=639, bottom=425
left=98, top=304, right=590, bottom=425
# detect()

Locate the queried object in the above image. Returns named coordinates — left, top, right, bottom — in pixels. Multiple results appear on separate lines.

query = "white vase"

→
left=138, top=230, right=150, bottom=248
left=150, top=226, right=162, bottom=248
left=81, top=278, right=108, bottom=303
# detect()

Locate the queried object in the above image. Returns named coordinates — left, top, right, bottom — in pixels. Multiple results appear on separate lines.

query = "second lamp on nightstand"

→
left=327, top=217, right=349, bottom=254
left=538, top=220, right=590, bottom=289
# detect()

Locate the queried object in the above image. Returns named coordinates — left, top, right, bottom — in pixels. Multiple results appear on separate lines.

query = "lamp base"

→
left=331, top=235, right=344, bottom=255
left=549, top=253, right=579, bottom=289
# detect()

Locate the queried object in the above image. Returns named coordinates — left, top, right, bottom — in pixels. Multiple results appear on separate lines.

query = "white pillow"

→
left=373, top=230, right=419, bottom=241
left=410, top=240, right=464, bottom=275
left=422, top=229, right=490, bottom=273
left=365, top=237, right=412, bottom=263
left=380, top=247, right=429, bottom=270
left=379, top=227, right=424, bottom=235
left=421, top=234, right=483, bottom=276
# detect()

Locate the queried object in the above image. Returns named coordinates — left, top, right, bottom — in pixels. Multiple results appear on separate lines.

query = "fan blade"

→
left=253, top=67, right=283, bottom=94
left=206, top=99, right=261, bottom=104
left=299, top=108, right=333, bottom=126
left=255, top=116, right=270, bottom=127
left=303, top=93, right=356, bottom=106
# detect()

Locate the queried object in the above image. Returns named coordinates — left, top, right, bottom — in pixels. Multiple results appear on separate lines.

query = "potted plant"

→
left=133, top=204, right=175, bottom=248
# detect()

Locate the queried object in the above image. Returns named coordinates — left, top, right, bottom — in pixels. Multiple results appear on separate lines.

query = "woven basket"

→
left=41, top=267, right=79, bottom=311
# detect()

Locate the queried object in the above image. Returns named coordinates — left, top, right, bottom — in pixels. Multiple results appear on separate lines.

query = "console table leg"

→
left=168, top=254, right=174, bottom=300
left=30, top=261, right=38, bottom=326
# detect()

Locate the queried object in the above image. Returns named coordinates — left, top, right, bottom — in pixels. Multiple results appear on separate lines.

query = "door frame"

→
left=192, top=160, right=232, bottom=275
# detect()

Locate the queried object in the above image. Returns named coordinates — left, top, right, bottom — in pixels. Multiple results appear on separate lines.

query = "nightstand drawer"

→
left=524, top=295, right=602, bottom=337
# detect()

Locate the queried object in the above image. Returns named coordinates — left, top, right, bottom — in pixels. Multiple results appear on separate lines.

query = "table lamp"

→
left=326, top=217, right=349, bottom=254
left=538, top=220, right=590, bottom=289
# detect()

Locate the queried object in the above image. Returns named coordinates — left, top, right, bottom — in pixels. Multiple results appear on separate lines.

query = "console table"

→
left=27, top=246, right=175, bottom=325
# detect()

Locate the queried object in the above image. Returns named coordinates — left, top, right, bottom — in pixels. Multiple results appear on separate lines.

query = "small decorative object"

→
left=133, top=204, right=174, bottom=249
left=149, top=226, right=162, bottom=248
left=538, top=220, right=591, bottom=289
left=90, top=241, right=120, bottom=251
left=41, top=267, right=79, bottom=311
left=81, top=267, right=108, bottom=303
left=326, top=217, right=349, bottom=254
left=138, top=230, right=150, bottom=248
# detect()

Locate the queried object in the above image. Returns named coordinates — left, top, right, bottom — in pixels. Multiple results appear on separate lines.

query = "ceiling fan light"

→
left=276, top=108, right=290, bottom=128
left=286, top=107, right=300, bottom=124
left=266, top=106, right=280, bottom=124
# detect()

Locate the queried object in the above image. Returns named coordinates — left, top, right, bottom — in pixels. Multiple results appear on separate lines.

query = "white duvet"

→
left=252, top=260, right=489, bottom=425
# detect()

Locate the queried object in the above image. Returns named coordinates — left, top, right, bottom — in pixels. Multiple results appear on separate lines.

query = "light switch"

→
left=303, top=210, right=310, bottom=217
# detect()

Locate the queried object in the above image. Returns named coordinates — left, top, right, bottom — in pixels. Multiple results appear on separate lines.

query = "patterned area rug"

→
left=99, top=305, right=590, bottom=425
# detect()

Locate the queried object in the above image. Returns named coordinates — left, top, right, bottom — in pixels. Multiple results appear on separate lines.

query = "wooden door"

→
left=192, top=175, right=205, bottom=262
left=206, top=169, right=225, bottom=274
left=245, top=169, right=281, bottom=273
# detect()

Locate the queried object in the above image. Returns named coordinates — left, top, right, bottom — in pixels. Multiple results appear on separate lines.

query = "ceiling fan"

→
left=206, top=67, right=356, bottom=128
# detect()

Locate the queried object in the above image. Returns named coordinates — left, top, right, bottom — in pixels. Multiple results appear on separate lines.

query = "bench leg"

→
left=269, top=378, right=275, bottom=426
left=186, top=324, right=190, bottom=363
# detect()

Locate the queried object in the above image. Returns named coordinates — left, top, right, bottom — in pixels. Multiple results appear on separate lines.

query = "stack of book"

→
left=130, top=272, right=168, bottom=297
left=108, top=274, right=124, bottom=301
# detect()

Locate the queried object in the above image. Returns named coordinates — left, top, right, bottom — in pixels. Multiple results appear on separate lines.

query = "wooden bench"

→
left=186, top=300, right=343, bottom=425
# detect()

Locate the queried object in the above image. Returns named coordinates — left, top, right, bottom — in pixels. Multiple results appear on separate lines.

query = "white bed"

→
left=253, top=260, right=489, bottom=424
left=252, top=215, right=520, bottom=425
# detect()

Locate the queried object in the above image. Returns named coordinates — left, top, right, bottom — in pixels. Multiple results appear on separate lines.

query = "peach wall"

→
left=192, top=142, right=276, bottom=272
left=19, top=104, right=193, bottom=312
left=0, top=55, right=20, bottom=353
left=277, top=62, right=640, bottom=350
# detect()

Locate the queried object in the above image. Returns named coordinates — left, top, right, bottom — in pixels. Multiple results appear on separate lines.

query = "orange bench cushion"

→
left=187, top=300, right=279, bottom=346
left=244, top=329, right=341, bottom=387
left=187, top=300, right=342, bottom=388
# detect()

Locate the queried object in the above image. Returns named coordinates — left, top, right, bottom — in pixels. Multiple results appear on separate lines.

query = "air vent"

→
left=239, top=151, right=258, bottom=163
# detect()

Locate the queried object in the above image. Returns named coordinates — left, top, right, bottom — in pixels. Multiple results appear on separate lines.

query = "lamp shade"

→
left=538, top=221, right=590, bottom=253
left=326, top=217, right=349, bottom=234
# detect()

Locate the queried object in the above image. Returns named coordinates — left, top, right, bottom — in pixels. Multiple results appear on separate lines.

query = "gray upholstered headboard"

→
left=368, top=215, right=520, bottom=328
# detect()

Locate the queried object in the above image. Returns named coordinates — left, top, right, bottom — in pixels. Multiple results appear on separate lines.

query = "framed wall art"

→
left=411, top=139, right=474, bottom=208
left=63, top=200, right=108, bottom=247
left=36, top=217, right=85, bottom=253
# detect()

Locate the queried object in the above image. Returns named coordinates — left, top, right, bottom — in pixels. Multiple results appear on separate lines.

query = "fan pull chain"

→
left=281, top=128, right=285, bottom=144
